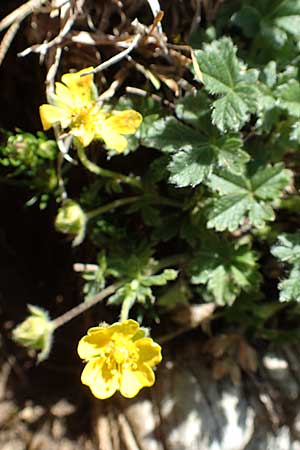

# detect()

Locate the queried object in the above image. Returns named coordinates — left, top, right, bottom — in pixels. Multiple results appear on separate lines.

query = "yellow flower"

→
left=77, top=319, right=162, bottom=399
left=39, top=68, right=142, bottom=151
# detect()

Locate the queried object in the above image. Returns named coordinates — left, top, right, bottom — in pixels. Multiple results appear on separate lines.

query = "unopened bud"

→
left=55, top=200, right=86, bottom=246
left=12, top=305, right=54, bottom=362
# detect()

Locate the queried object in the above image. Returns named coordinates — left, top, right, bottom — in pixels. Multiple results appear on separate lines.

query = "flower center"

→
left=113, top=346, right=129, bottom=364
left=105, top=336, right=139, bottom=371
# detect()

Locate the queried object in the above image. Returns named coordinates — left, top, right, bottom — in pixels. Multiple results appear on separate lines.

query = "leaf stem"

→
left=86, top=196, right=139, bottom=219
left=77, top=144, right=142, bottom=189
left=154, top=254, right=187, bottom=272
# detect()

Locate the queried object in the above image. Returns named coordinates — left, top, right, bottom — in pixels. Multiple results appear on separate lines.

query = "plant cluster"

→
left=3, top=0, right=300, bottom=398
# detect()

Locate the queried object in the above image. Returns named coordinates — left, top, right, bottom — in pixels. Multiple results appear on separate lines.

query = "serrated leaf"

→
left=143, top=110, right=249, bottom=187
left=207, top=194, right=249, bottom=232
left=208, top=163, right=292, bottom=231
left=271, top=233, right=300, bottom=264
left=278, top=267, right=300, bottom=302
left=276, top=80, right=300, bottom=117
left=263, top=61, right=277, bottom=88
left=189, top=236, right=261, bottom=305
left=143, top=117, right=200, bottom=152
left=194, top=37, right=259, bottom=132
left=271, top=234, right=300, bottom=302
left=168, top=147, right=214, bottom=187
left=175, top=91, right=211, bottom=128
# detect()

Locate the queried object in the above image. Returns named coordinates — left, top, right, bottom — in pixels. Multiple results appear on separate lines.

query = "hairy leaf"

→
left=189, top=235, right=261, bottom=305
left=194, top=37, right=259, bottom=132
left=208, top=163, right=292, bottom=231
left=143, top=102, right=249, bottom=187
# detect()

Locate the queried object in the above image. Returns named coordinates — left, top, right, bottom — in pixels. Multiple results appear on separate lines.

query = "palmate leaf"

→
left=143, top=92, right=249, bottom=187
left=271, top=233, right=300, bottom=302
left=271, top=233, right=300, bottom=264
left=232, top=0, right=300, bottom=48
left=208, top=163, right=292, bottom=231
left=188, top=235, right=261, bottom=305
left=193, top=37, right=259, bottom=132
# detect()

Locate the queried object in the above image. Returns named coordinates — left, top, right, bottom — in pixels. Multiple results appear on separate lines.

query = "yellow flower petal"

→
left=78, top=330, right=111, bottom=360
left=97, top=125, right=128, bottom=152
left=120, top=364, right=155, bottom=398
left=53, top=82, right=75, bottom=109
left=132, top=328, right=146, bottom=341
left=61, top=67, right=95, bottom=106
left=81, top=358, right=119, bottom=399
left=108, top=319, right=140, bottom=338
left=78, top=320, right=140, bottom=360
left=136, top=338, right=162, bottom=366
left=39, top=104, right=71, bottom=130
left=105, top=110, right=143, bottom=134
left=71, top=123, right=96, bottom=147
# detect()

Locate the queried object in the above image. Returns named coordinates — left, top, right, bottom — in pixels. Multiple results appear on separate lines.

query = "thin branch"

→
left=52, top=283, right=120, bottom=329
left=18, top=1, right=82, bottom=58
left=0, top=0, right=46, bottom=32
left=145, top=0, right=163, bottom=34
left=0, top=22, right=20, bottom=66
left=80, top=31, right=143, bottom=76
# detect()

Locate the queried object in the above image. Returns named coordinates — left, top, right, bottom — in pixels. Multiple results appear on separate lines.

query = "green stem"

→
left=151, top=196, right=183, bottom=208
left=154, top=254, right=187, bottom=272
left=87, top=196, right=139, bottom=220
left=52, top=282, right=122, bottom=330
left=120, top=298, right=132, bottom=322
left=77, top=145, right=142, bottom=189
left=86, top=194, right=182, bottom=220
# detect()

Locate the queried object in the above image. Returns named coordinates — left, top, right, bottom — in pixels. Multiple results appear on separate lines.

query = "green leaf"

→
left=108, top=268, right=178, bottom=317
left=208, top=163, right=292, bottom=231
left=143, top=117, right=200, bottom=152
left=271, top=233, right=300, bottom=264
left=232, top=0, right=300, bottom=48
left=157, top=280, right=191, bottom=309
left=290, top=121, right=300, bottom=141
left=189, top=235, right=261, bottom=305
left=142, top=269, right=178, bottom=286
left=168, top=147, right=214, bottom=187
left=271, top=233, right=300, bottom=302
left=278, top=267, right=300, bottom=302
left=194, top=37, right=259, bottom=132
left=276, top=80, right=300, bottom=117
left=143, top=104, right=249, bottom=187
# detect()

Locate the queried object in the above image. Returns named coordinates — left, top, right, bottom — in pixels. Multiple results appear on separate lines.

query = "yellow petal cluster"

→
left=39, top=68, right=142, bottom=151
left=78, top=320, right=162, bottom=399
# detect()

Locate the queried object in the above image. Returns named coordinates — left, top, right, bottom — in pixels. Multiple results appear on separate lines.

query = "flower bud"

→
left=12, top=305, right=54, bottom=362
left=54, top=200, right=86, bottom=246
